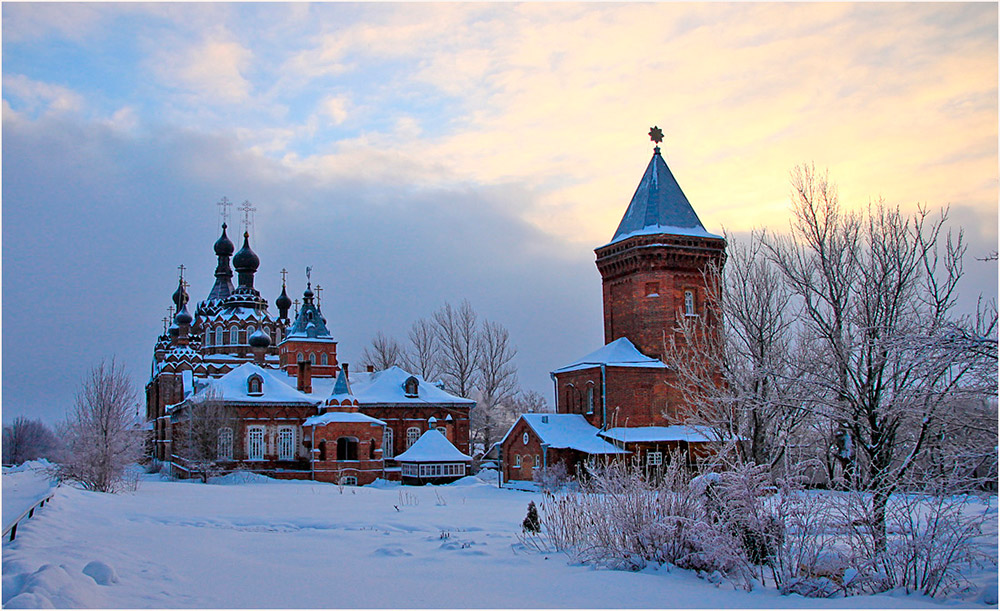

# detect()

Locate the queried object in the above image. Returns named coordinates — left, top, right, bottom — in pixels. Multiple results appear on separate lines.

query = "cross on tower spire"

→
left=315, top=284, right=322, bottom=306
left=217, top=197, right=233, bottom=226
left=239, top=200, right=257, bottom=241
left=178, top=264, right=186, bottom=280
left=280, top=267, right=288, bottom=286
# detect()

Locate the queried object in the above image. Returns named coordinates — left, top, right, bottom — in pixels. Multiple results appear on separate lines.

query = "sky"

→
left=3, top=2, right=997, bottom=426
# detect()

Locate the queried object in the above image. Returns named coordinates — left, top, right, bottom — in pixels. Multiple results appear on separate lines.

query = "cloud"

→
left=151, top=30, right=253, bottom=104
left=2, top=74, right=84, bottom=115
left=320, top=95, right=349, bottom=125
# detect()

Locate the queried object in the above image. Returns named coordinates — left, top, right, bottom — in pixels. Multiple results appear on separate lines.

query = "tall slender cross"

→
left=162, top=316, right=169, bottom=333
left=315, top=284, right=323, bottom=306
left=239, top=200, right=257, bottom=241
left=167, top=306, right=175, bottom=320
left=217, top=197, right=233, bottom=227
left=280, top=267, right=288, bottom=286
left=178, top=264, right=186, bottom=281
left=293, top=298, right=300, bottom=317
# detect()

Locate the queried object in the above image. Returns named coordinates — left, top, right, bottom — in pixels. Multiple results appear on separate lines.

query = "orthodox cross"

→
left=162, top=316, right=169, bottom=333
left=293, top=298, right=301, bottom=317
left=177, top=264, right=186, bottom=281
left=280, top=267, right=288, bottom=286
left=167, top=305, right=175, bottom=320
left=217, top=197, right=233, bottom=226
left=315, top=284, right=323, bottom=306
left=239, top=200, right=257, bottom=241
left=648, top=126, right=664, bottom=145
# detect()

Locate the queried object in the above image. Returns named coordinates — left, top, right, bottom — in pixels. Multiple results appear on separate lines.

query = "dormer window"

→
left=247, top=374, right=264, bottom=396
left=403, top=376, right=419, bottom=398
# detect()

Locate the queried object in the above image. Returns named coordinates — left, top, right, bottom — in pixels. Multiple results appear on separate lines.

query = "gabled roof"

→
left=352, top=366, right=475, bottom=406
left=553, top=337, right=668, bottom=374
left=607, top=148, right=722, bottom=246
left=185, top=362, right=317, bottom=406
left=600, top=425, right=718, bottom=444
left=395, top=429, right=471, bottom=463
left=502, top=414, right=627, bottom=455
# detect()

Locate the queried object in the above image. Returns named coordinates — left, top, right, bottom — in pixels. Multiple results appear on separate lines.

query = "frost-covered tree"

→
left=59, top=358, right=143, bottom=492
left=402, top=317, right=442, bottom=383
left=433, top=300, right=481, bottom=398
left=174, top=390, right=237, bottom=483
left=766, top=165, right=996, bottom=550
left=2, top=417, right=60, bottom=465
left=473, top=319, right=519, bottom=452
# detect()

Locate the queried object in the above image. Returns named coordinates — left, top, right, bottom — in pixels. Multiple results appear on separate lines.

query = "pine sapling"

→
left=523, top=501, right=541, bottom=534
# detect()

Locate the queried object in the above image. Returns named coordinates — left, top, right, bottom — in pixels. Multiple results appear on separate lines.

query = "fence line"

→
left=3, top=489, right=56, bottom=542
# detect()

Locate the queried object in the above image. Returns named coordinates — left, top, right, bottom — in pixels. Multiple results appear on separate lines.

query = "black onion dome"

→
left=275, top=285, right=292, bottom=311
left=214, top=223, right=235, bottom=257
left=232, top=232, right=260, bottom=273
left=175, top=303, right=193, bottom=326
left=172, top=280, right=188, bottom=310
left=303, top=286, right=314, bottom=300
left=248, top=328, right=271, bottom=349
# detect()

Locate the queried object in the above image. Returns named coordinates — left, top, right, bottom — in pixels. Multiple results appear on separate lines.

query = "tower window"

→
left=309, top=353, right=317, bottom=365
left=215, top=327, right=224, bottom=346
left=230, top=326, right=239, bottom=345
left=684, top=290, right=695, bottom=316
left=297, top=352, right=304, bottom=363
left=321, top=353, right=328, bottom=366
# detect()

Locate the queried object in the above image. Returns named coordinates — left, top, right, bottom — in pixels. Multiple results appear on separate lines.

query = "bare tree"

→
left=59, top=358, right=143, bottom=492
left=433, top=300, right=481, bottom=397
left=175, top=390, right=238, bottom=483
left=472, top=319, right=520, bottom=451
left=402, top=317, right=442, bottom=382
left=766, top=165, right=994, bottom=551
left=360, top=331, right=404, bottom=372
left=664, top=230, right=810, bottom=473
left=2, top=417, right=60, bottom=466
left=512, top=389, right=550, bottom=414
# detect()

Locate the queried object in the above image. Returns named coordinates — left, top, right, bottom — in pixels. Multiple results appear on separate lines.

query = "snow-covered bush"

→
left=533, top=460, right=569, bottom=491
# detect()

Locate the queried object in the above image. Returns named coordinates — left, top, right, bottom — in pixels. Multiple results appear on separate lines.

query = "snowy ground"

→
left=2, top=464, right=996, bottom=608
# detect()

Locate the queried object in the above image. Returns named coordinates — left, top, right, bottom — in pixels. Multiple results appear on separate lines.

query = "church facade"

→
left=146, top=223, right=473, bottom=485
left=502, top=132, right=727, bottom=483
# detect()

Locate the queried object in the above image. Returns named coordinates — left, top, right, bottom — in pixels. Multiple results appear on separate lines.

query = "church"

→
left=146, top=216, right=473, bottom=485
left=501, top=129, right=727, bottom=483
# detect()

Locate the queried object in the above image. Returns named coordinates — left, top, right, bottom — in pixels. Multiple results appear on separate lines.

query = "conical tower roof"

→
left=608, top=146, right=721, bottom=245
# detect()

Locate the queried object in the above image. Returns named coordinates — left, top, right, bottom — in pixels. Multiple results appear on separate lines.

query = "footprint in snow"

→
left=373, top=546, right=412, bottom=557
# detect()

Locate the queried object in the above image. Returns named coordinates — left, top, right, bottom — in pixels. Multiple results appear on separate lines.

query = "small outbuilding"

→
left=395, top=429, right=472, bottom=485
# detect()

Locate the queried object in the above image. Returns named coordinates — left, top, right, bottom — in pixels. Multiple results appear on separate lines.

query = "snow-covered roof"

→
left=603, top=147, right=723, bottom=247
left=600, top=425, right=719, bottom=444
left=325, top=368, right=356, bottom=404
left=276, top=366, right=474, bottom=407
left=553, top=337, right=668, bottom=374
left=303, top=412, right=385, bottom=427
left=395, top=430, right=471, bottom=463
left=504, top=414, right=627, bottom=455
left=185, top=363, right=318, bottom=406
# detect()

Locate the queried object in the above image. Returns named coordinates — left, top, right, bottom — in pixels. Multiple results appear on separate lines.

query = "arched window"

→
left=205, top=328, right=213, bottom=346
left=247, top=426, right=265, bottom=461
left=318, top=440, right=327, bottom=461
left=336, top=437, right=358, bottom=461
left=586, top=385, right=595, bottom=415
left=230, top=326, right=239, bottom=345
left=216, top=327, right=224, bottom=346
left=340, top=475, right=358, bottom=486
left=383, top=428, right=394, bottom=458
left=369, top=439, right=376, bottom=460
left=247, top=374, right=263, bottom=395
left=684, top=290, right=695, bottom=316
left=406, top=427, right=420, bottom=449
left=513, top=454, right=521, bottom=468
left=297, top=352, right=304, bottom=363
left=534, top=455, right=541, bottom=468
left=309, top=353, right=317, bottom=365
left=217, top=428, right=233, bottom=460
left=403, top=376, right=419, bottom=397
left=320, top=353, right=328, bottom=366
left=247, top=325, right=256, bottom=336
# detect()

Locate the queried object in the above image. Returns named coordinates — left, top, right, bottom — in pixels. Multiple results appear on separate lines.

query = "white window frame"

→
left=247, top=426, right=265, bottom=461
left=513, top=454, right=521, bottom=468
left=215, top=327, right=224, bottom=346
left=340, top=475, right=358, bottom=486
left=522, top=432, right=529, bottom=445
left=406, top=427, right=420, bottom=449
left=383, top=428, right=394, bottom=458
left=647, top=451, right=663, bottom=466
left=230, top=326, right=239, bottom=345
left=684, top=290, right=695, bottom=316
left=586, top=386, right=595, bottom=415
left=217, top=427, right=233, bottom=460
left=534, top=455, right=541, bottom=468
left=278, top=426, right=295, bottom=460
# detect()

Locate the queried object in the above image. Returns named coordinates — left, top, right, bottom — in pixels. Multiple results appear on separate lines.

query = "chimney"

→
left=366, top=365, right=375, bottom=373
left=297, top=360, right=312, bottom=394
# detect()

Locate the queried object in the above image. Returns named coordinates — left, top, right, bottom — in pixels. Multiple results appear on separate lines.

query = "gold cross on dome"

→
left=648, top=126, right=664, bottom=145
left=280, top=268, right=288, bottom=285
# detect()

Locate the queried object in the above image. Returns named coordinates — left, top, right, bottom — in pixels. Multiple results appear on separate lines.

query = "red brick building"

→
left=147, top=219, right=473, bottom=485
left=501, top=134, right=727, bottom=483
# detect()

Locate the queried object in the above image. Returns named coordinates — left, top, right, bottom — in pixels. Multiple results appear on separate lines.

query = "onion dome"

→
left=233, top=232, right=260, bottom=273
left=276, top=284, right=291, bottom=313
left=168, top=322, right=180, bottom=338
left=248, top=327, right=271, bottom=349
left=172, top=277, right=188, bottom=310
left=175, top=303, right=193, bottom=326
left=214, top=223, right=235, bottom=257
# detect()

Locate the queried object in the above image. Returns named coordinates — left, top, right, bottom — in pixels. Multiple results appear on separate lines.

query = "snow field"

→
left=2, top=467, right=994, bottom=608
